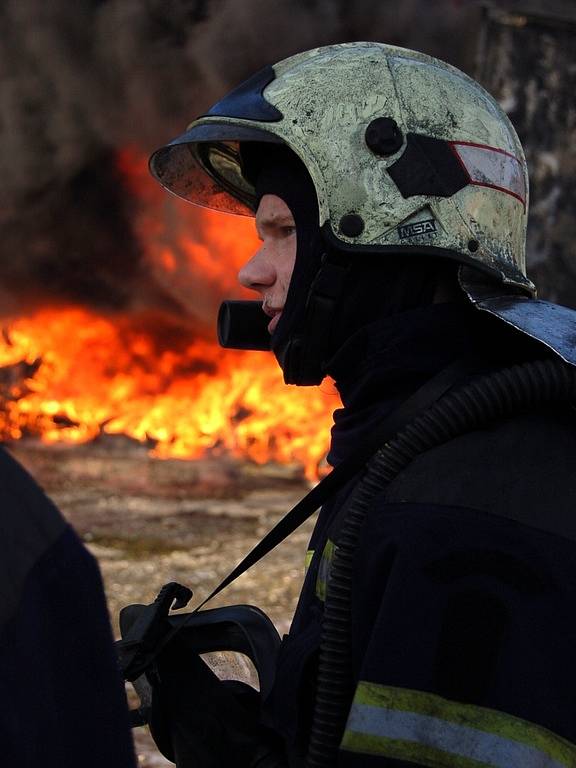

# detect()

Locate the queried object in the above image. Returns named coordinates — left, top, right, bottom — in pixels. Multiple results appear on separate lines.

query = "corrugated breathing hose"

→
left=306, top=358, right=576, bottom=767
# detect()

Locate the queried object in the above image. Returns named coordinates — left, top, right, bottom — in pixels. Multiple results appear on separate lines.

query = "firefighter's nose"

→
left=238, top=249, right=276, bottom=292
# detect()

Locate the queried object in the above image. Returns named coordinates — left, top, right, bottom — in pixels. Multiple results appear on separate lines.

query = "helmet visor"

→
left=149, top=121, right=283, bottom=216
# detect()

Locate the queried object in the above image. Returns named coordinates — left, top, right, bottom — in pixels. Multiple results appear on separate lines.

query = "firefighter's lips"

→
left=263, top=306, right=283, bottom=334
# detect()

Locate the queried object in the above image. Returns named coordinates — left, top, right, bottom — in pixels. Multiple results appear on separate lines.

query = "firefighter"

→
left=150, top=43, right=576, bottom=766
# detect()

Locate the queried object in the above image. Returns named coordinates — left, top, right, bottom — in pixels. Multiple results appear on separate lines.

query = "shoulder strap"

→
left=194, top=357, right=468, bottom=612
left=120, top=359, right=469, bottom=679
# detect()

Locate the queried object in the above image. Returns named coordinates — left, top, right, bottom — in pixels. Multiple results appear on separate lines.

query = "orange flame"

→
left=0, top=148, right=339, bottom=480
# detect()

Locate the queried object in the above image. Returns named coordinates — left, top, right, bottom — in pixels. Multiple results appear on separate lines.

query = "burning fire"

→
left=0, top=149, right=338, bottom=480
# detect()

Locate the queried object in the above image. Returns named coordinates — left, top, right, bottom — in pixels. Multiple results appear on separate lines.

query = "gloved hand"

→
left=147, top=632, right=286, bottom=767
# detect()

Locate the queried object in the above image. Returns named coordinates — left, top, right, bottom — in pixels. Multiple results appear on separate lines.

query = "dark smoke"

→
left=0, top=0, right=479, bottom=319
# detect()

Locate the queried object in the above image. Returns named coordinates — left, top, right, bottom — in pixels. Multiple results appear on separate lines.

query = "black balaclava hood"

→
left=243, top=143, right=449, bottom=386
left=248, top=144, right=324, bottom=383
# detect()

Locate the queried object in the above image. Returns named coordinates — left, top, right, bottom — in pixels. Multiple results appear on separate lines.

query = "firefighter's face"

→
left=238, top=194, right=297, bottom=334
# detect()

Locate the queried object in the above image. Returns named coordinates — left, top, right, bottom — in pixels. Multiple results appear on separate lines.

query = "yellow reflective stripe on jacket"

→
left=341, top=682, right=576, bottom=768
left=305, top=549, right=314, bottom=574
left=315, top=539, right=336, bottom=601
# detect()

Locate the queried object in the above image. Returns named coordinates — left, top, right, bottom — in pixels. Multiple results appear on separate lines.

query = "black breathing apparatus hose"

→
left=306, top=358, right=576, bottom=768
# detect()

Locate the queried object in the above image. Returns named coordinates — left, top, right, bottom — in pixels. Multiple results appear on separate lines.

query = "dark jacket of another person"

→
left=0, top=447, right=136, bottom=767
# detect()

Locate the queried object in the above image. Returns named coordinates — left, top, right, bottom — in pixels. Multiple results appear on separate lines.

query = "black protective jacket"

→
left=264, top=303, right=576, bottom=767
left=0, top=447, right=136, bottom=767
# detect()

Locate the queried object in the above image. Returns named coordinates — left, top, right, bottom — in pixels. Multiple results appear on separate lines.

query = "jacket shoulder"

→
left=0, top=447, right=66, bottom=627
left=383, top=406, right=576, bottom=541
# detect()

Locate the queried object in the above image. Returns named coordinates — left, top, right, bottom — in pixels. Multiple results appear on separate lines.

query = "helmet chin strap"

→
left=275, top=252, right=351, bottom=386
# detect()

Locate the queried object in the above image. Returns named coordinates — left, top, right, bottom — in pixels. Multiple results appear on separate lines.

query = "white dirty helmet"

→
left=150, top=42, right=534, bottom=297
left=151, top=42, right=576, bottom=375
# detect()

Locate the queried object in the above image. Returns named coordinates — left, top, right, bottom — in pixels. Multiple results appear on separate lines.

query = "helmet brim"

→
left=149, top=121, right=283, bottom=215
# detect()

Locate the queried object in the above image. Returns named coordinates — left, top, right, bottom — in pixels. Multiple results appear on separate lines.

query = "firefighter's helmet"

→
left=150, top=42, right=534, bottom=297
left=150, top=42, right=576, bottom=375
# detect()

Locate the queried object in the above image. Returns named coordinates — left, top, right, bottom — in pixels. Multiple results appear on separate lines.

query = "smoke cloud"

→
left=0, top=0, right=479, bottom=317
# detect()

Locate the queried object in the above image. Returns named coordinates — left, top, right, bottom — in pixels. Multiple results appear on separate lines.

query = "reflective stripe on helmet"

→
left=450, top=142, right=527, bottom=206
left=341, top=682, right=576, bottom=767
